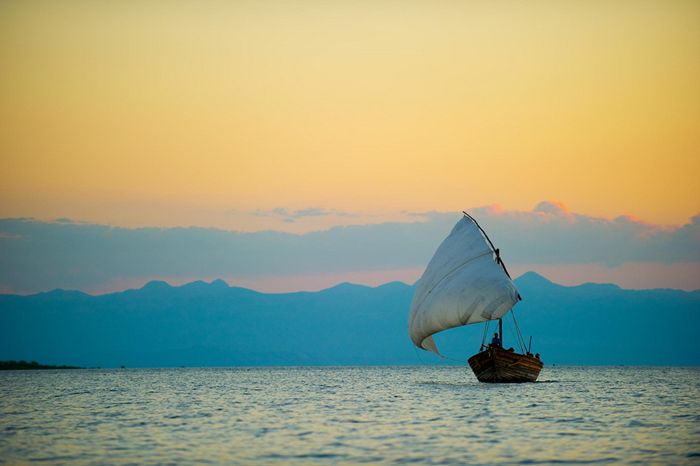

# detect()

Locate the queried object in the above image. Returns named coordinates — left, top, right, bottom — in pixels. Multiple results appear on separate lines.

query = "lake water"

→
left=1, top=366, right=698, bottom=465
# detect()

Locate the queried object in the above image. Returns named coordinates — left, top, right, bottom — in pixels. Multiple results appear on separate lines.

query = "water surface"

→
left=1, top=366, right=698, bottom=464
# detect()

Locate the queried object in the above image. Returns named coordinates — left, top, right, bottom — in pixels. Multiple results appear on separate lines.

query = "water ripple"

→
left=0, top=366, right=698, bottom=465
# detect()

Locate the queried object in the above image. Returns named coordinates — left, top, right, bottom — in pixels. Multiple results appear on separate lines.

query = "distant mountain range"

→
left=1, top=272, right=698, bottom=367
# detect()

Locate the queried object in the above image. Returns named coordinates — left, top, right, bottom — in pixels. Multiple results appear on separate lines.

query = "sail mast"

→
left=498, top=318, right=503, bottom=347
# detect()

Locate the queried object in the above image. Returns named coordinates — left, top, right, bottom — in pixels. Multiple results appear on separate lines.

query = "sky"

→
left=1, top=1, right=699, bottom=293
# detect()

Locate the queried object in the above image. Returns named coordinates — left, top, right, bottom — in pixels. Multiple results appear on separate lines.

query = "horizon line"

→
left=3, top=270, right=698, bottom=298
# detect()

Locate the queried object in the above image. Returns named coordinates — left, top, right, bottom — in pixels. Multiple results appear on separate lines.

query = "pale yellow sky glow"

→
left=1, top=0, right=699, bottom=231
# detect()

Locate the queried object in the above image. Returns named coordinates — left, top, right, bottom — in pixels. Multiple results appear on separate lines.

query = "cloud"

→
left=469, top=201, right=699, bottom=266
left=0, top=202, right=698, bottom=293
left=251, top=207, right=342, bottom=223
left=52, top=217, right=91, bottom=225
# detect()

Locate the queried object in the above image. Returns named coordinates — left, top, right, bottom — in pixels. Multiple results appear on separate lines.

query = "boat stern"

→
left=468, top=347, right=543, bottom=383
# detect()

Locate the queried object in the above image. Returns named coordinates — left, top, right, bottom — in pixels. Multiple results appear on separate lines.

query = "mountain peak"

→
left=36, top=288, right=88, bottom=299
left=515, top=271, right=555, bottom=287
left=321, top=282, right=369, bottom=293
left=180, top=279, right=230, bottom=291
left=375, top=281, right=412, bottom=291
left=141, top=280, right=171, bottom=291
left=515, top=272, right=624, bottom=293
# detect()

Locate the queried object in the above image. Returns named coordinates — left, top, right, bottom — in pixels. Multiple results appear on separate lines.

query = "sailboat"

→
left=408, top=212, right=543, bottom=383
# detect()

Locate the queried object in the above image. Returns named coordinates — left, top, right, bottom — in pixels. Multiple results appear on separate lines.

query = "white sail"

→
left=408, top=215, right=520, bottom=354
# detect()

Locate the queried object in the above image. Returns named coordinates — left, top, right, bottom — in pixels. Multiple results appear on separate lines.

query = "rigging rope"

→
left=481, top=320, right=491, bottom=350
left=510, top=309, right=527, bottom=353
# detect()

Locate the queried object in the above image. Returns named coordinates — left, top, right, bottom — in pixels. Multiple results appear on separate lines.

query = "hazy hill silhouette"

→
left=0, top=272, right=698, bottom=367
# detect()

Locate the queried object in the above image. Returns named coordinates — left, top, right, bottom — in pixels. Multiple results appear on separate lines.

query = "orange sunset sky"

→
left=0, top=1, right=699, bottom=293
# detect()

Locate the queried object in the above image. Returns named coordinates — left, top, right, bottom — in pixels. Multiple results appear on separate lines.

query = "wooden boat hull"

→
left=467, top=347, right=543, bottom=383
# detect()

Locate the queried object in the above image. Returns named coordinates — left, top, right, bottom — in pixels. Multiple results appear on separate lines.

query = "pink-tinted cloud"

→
left=465, top=201, right=699, bottom=266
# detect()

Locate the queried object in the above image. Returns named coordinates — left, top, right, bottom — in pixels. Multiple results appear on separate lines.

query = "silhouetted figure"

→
left=491, top=332, right=502, bottom=348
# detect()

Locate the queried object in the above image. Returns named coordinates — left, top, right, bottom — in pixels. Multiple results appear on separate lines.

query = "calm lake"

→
left=1, top=366, right=698, bottom=465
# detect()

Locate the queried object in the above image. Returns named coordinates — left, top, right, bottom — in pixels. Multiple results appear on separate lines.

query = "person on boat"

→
left=491, top=332, right=502, bottom=348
